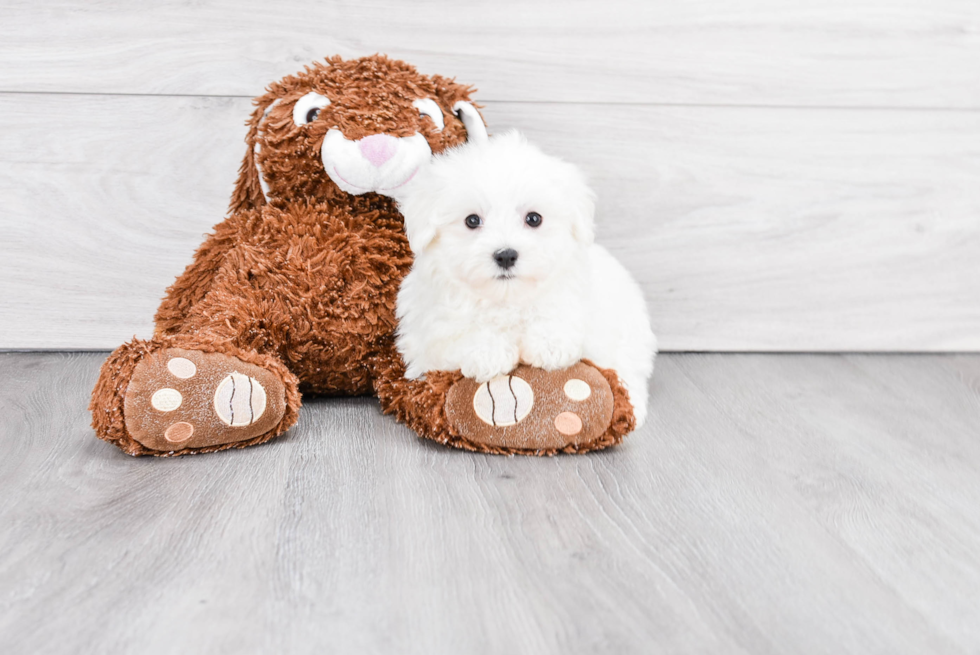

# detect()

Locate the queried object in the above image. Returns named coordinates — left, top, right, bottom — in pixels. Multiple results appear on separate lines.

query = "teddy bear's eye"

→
left=412, top=98, right=445, bottom=132
left=525, top=212, right=543, bottom=228
left=464, top=214, right=482, bottom=229
left=293, top=92, right=331, bottom=126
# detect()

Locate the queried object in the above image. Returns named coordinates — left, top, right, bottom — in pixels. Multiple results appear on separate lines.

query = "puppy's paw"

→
left=521, top=333, right=582, bottom=371
left=460, top=347, right=520, bottom=383
left=403, top=363, right=428, bottom=381
left=632, top=399, right=648, bottom=428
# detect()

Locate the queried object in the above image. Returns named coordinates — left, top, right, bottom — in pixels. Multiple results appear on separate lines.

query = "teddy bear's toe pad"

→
left=123, top=348, right=286, bottom=452
left=446, top=362, right=614, bottom=452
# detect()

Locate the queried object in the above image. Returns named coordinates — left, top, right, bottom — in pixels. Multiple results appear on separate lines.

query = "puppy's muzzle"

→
left=493, top=248, right=519, bottom=270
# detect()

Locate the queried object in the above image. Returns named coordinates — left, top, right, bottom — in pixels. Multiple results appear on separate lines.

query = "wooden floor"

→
left=1, top=352, right=979, bottom=654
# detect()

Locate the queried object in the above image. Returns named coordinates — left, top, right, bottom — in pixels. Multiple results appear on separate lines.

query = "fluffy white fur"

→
left=395, top=131, right=657, bottom=426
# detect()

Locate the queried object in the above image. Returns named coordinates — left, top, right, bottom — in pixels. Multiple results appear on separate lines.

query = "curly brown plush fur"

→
left=90, top=55, right=635, bottom=457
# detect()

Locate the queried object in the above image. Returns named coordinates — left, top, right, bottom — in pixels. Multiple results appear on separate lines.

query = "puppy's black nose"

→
left=493, top=248, right=519, bottom=270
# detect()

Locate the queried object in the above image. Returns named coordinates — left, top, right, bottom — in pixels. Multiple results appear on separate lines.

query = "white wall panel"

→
left=0, top=0, right=977, bottom=108
left=1, top=93, right=977, bottom=351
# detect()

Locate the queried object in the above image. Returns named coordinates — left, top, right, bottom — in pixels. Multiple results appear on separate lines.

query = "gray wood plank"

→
left=0, top=0, right=978, bottom=108
left=1, top=353, right=979, bottom=654
left=2, top=93, right=978, bottom=351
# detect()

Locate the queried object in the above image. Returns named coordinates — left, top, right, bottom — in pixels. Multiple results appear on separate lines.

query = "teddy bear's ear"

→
left=229, top=96, right=279, bottom=215
left=453, top=102, right=488, bottom=144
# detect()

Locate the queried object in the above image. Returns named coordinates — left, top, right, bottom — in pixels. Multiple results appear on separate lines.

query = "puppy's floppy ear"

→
left=569, top=192, right=596, bottom=244
left=229, top=94, right=279, bottom=215
left=560, top=162, right=597, bottom=245
left=408, top=222, right=439, bottom=253
left=396, top=179, right=442, bottom=253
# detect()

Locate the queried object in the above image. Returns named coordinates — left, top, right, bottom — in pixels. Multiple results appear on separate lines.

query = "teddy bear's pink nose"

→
left=358, top=134, right=398, bottom=167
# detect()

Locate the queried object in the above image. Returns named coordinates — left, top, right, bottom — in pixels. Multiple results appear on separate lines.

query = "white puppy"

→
left=395, top=131, right=656, bottom=426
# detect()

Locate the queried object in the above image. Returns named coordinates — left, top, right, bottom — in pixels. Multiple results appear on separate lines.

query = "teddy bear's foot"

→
left=445, top=361, right=633, bottom=454
left=122, top=347, right=288, bottom=453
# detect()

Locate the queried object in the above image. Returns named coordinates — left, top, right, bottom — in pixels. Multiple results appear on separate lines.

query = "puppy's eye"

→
left=412, top=98, right=445, bottom=132
left=525, top=212, right=543, bottom=228
left=293, top=92, right=331, bottom=126
left=464, top=214, right=482, bottom=229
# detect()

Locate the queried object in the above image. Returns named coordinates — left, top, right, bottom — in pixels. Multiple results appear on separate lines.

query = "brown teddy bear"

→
left=90, top=55, right=636, bottom=457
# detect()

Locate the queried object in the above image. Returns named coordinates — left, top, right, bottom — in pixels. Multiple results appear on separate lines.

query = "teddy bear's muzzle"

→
left=322, top=129, right=430, bottom=198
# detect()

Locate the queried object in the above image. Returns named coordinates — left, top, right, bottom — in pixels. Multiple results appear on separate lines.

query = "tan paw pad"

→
left=563, top=378, right=591, bottom=401
left=167, top=357, right=197, bottom=379
left=151, top=388, right=182, bottom=412
left=164, top=422, right=194, bottom=443
left=472, top=375, right=534, bottom=426
left=554, top=411, right=583, bottom=435
left=213, top=373, right=267, bottom=427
